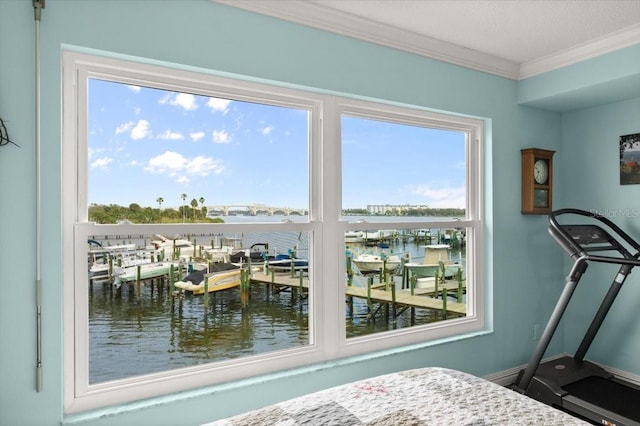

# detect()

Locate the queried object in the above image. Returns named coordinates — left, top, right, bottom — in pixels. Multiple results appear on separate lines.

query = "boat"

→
left=345, top=231, right=365, bottom=244
left=413, top=229, right=433, bottom=240
left=90, top=252, right=152, bottom=278
left=266, top=256, right=309, bottom=272
left=352, top=253, right=401, bottom=273
left=174, top=263, right=255, bottom=295
left=361, top=229, right=396, bottom=245
left=229, top=243, right=271, bottom=264
left=202, top=236, right=244, bottom=262
left=88, top=242, right=149, bottom=278
left=151, top=234, right=196, bottom=259
left=203, top=245, right=235, bottom=263
left=112, top=260, right=179, bottom=287
left=403, top=244, right=463, bottom=280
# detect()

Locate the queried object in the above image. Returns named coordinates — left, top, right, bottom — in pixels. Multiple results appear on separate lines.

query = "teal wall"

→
left=558, top=97, right=640, bottom=373
left=0, top=1, right=634, bottom=425
left=518, top=45, right=640, bottom=112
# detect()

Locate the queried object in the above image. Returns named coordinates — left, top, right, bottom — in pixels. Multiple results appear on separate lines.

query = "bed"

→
left=204, top=367, right=589, bottom=425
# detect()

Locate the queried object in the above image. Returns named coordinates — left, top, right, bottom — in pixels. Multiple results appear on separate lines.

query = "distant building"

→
left=366, top=204, right=429, bottom=215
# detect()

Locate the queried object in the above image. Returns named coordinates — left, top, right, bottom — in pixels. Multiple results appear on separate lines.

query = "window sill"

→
left=62, top=328, right=492, bottom=425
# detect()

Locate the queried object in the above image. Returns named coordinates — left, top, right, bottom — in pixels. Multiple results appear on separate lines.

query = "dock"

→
left=103, top=263, right=467, bottom=319
left=249, top=270, right=466, bottom=317
left=345, top=284, right=466, bottom=316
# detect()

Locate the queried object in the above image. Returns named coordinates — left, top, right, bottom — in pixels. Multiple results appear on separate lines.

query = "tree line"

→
left=88, top=203, right=465, bottom=224
left=88, top=202, right=223, bottom=224
left=342, top=207, right=465, bottom=217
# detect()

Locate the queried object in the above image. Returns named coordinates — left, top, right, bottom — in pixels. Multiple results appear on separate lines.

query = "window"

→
left=63, top=52, right=484, bottom=412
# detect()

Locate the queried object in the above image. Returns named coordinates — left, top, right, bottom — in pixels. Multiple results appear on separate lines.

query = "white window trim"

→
left=62, top=50, right=485, bottom=413
left=331, top=98, right=484, bottom=358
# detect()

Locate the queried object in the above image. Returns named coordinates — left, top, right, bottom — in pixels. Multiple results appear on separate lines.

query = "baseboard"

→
left=484, top=354, right=640, bottom=388
left=482, top=354, right=567, bottom=387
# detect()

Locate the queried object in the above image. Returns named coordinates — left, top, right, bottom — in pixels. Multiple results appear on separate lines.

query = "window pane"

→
left=88, top=230, right=311, bottom=383
left=345, top=226, right=467, bottom=337
left=342, top=115, right=468, bottom=338
left=86, top=79, right=312, bottom=384
left=341, top=115, right=466, bottom=219
left=88, top=79, right=309, bottom=221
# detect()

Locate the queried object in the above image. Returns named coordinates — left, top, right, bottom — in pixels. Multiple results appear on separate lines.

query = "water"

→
left=89, top=215, right=466, bottom=383
left=89, top=283, right=308, bottom=383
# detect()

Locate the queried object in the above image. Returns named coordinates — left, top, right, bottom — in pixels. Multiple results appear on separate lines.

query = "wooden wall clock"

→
left=521, top=148, right=555, bottom=215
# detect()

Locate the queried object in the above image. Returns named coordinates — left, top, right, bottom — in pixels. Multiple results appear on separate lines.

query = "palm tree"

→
left=156, top=197, right=164, bottom=223
left=199, top=197, right=205, bottom=218
left=190, top=198, right=198, bottom=221
left=181, top=193, right=187, bottom=222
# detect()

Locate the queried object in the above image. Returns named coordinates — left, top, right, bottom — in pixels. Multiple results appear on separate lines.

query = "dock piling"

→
left=136, top=265, right=141, bottom=299
left=203, top=276, right=209, bottom=307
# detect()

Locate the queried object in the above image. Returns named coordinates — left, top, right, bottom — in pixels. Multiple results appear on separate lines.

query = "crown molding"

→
left=213, top=0, right=520, bottom=79
left=519, top=23, right=640, bottom=79
left=213, top=0, right=639, bottom=81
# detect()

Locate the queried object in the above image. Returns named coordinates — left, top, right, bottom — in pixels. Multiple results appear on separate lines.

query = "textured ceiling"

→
left=308, top=0, right=640, bottom=64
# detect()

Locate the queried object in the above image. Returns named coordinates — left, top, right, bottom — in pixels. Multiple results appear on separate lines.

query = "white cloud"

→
left=190, top=131, right=205, bottom=142
left=188, top=155, right=223, bottom=176
left=88, top=146, right=106, bottom=160
left=130, top=119, right=151, bottom=140
left=173, top=93, right=198, bottom=111
left=207, top=97, right=231, bottom=113
left=127, top=85, right=141, bottom=93
left=261, top=125, right=274, bottom=136
left=159, top=92, right=198, bottom=111
left=212, top=129, right=231, bottom=144
left=115, top=121, right=134, bottom=135
left=157, top=129, right=184, bottom=140
left=144, top=151, right=224, bottom=184
left=412, top=184, right=466, bottom=208
left=145, top=151, right=186, bottom=174
left=158, top=93, right=171, bottom=105
left=90, top=157, right=113, bottom=170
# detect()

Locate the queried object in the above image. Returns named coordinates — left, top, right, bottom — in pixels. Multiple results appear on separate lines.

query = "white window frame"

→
left=62, top=51, right=484, bottom=413
left=331, top=99, right=484, bottom=358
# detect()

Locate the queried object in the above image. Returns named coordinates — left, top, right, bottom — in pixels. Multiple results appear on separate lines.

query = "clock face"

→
left=533, top=159, right=548, bottom=184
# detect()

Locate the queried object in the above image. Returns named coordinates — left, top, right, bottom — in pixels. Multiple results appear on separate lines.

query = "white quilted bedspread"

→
left=205, top=367, right=589, bottom=425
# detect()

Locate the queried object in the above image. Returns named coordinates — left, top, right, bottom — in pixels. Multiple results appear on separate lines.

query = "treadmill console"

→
left=562, top=225, right=612, bottom=245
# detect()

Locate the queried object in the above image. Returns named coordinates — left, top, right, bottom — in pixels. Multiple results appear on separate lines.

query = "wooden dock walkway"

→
left=345, top=285, right=466, bottom=315
left=249, top=271, right=466, bottom=316
left=250, top=270, right=309, bottom=289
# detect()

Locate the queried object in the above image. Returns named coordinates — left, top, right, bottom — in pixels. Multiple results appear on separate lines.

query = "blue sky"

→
left=88, top=79, right=466, bottom=210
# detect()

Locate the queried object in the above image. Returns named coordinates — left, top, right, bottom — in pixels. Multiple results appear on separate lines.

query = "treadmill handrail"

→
left=583, top=254, right=640, bottom=267
left=549, top=208, right=640, bottom=262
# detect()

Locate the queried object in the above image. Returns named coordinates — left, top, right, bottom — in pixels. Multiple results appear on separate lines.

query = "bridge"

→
left=207, top=204, right=308, bottom=217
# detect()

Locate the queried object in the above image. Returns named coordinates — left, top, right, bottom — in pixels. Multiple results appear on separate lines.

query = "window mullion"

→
left=320, top=95, right=344, bottom=356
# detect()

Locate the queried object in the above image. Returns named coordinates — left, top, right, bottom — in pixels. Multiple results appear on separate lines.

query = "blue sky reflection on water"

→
left=88, top=79, right=466, bottom=210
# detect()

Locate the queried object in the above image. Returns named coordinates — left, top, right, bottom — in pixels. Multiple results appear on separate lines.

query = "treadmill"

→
left=514, top=208, right=640, bottom=426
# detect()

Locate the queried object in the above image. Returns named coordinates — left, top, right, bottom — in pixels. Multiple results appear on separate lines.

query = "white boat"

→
left=404, top=244, right=463, bottom=279
left=352, top=253, right=401, bottom=273
left=151, top=234, right=196, bottom=259
left=112, top=261, right=179, bottom=287
left=174, top=264, right=257, bottom=295
left=88, top=243, right=149, bottom=278
left=413, top=229, right=432, bottom=239
left=203, top=245, right=235, bottom=263
left=362, top=229, right=395, bottom=242
left=266, top=258, right=309, bottom=272
left=90, top=254, right=151, bottom=278
left=345, top=231, right=365, bottom=244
